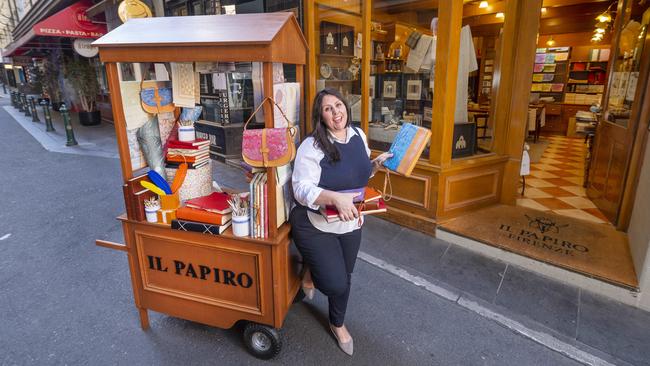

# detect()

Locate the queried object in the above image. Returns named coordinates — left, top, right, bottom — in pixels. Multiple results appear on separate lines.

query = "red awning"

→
left=32, top=0, right=107, bottom=39
left=3, top=0, right=106, bottom=57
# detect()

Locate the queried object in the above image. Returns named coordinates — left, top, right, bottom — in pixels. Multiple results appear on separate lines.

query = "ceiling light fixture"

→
left=541, top=7, right=547, bottom=13
left=546, top=36, right=556, bottom=46
left=495, top=12, right=504, bottom=18
left=596, top=12, right=612, bottom=23
left=595, top=28, right=606, bottom=34
left=479, top=1, right=489, bottom=9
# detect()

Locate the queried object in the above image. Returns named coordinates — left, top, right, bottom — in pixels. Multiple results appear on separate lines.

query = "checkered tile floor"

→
left=517, top=135, right=610, bottom=225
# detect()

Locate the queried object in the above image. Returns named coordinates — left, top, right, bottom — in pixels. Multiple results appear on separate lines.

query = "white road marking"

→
left=0, top=233, right=11, bottom=240
left=358, top=250, right=615, bottom=366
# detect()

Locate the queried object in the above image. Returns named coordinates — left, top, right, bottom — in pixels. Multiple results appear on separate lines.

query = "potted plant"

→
left=42, top=56, right=64, bottom=111
left=63, top=57, right=101, bottom=126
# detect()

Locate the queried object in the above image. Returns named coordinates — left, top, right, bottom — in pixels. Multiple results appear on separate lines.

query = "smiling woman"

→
left=290, top=87, right=392, bottom=356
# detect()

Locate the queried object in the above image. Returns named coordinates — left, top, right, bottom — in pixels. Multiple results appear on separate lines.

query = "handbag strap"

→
left=244, top=96, right=292, bottom=130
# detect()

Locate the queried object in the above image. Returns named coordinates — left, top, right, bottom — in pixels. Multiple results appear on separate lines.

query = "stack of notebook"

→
left=320, top=186, right=387, bottom=223
left=166, top=137, right=210, bottom=170
left=249, top=172, right=268, bottom=239
left=171, top=191, right=232, bottom=235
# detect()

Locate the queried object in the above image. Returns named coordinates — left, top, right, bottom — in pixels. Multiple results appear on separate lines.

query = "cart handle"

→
left=96, top=239, right=127, bottom=252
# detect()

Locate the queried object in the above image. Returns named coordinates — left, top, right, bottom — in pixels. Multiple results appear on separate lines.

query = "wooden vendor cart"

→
left=93, top=13, right=307, bottom=360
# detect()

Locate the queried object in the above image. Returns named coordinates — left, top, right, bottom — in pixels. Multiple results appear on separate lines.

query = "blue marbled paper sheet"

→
left=383, top=123, right=417, bottom=172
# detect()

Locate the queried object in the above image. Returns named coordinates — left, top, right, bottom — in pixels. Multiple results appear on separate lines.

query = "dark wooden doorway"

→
left=587, top=2, right=650, bottom=226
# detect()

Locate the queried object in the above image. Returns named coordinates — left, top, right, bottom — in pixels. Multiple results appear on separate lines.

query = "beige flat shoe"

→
left=330, top=324, right=353, bottom=356
left=302, top=284, right=315, bottom=300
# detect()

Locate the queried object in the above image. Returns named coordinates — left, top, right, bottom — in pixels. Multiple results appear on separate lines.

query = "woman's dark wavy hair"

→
left=310, top=88, right=351, bottom=162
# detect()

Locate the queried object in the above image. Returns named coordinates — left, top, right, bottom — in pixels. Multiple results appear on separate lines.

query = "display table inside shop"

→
left=92, top=13, right=307, bottom=360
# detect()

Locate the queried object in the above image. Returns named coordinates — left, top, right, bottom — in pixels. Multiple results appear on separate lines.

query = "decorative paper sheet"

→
left=171, top=62, right=196, bottom=107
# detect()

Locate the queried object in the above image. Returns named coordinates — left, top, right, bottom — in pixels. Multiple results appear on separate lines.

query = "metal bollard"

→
left=41, top=100, right=55, bottom=132
left=2, top=84, right=6, bottom=94
left=18, top=93, right=26, bottom=112
left=59, top=103, right=78, bottom=146
left=23, top=94, right=32, bottom=117
left=30, top=97, right=40, bottom=122
left=10, top=92, right=15, bottom=107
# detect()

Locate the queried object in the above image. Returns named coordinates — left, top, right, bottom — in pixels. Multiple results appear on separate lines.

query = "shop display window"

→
left=368, top=2, right=438, bottom=158
left=604, top=1, right=649, bottom=128
left=314, top=0, right=363, bottom=127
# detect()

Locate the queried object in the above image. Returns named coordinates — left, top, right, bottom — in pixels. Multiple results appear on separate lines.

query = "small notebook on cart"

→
left=382, top=123, right=431, bottom=177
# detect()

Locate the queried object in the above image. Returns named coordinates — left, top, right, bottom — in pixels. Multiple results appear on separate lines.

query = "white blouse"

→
left=292, top=126, right=371, bottom=234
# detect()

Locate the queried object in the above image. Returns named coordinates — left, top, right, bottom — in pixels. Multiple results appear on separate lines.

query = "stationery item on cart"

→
left=167, top=137, right=210, bottom=149
left=165, top=162, right=212, bottom=201
left=140, top=180, right=167, bottom=196
left=320, top=198, right=388, bottom=223
left=147, top=170, right=172, bottom=194
left=140, top=80, right=175, bottom=114
left=165, top=160, right=209, bottom=170
left=136, top=115, right=166, bottom=177
left=171, top=62, right=196, bottom=108
left=185, top=191, right=232, bottom=214
left=170, top=163, right=188, bottom=193
left=166, top=154, right=209, bottom=163
left=176, top=206, right=232, bottom=225
left=171, top=219, right=232, bottom=235
left=144, top=197, right=160, bottom=223
left=383, top=123, right=432, bottom=177
left=167, top=147, right=209, bottom=156
left=242, top=97, right=297, bottom=168
left=157, top=210, right=177, bottom=224
left=123, top=175, right=157, bottom=221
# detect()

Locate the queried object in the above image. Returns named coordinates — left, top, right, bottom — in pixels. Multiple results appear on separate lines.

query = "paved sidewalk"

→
left=1, top=93, right=118, bottom=159
left=4, top=93, right=650, bottom=365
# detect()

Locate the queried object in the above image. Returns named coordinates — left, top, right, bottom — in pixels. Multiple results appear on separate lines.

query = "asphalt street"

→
left=0, top=97, right=582, bottom=365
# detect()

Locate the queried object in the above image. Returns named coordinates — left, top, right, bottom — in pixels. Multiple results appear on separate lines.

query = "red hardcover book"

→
left=176, top=206, right=232, bottom=225
left=166, top=138, right=210, bottom=148
left=320, top=199, right=387, bottom=223
left=185, top=192, right=232, bottom=214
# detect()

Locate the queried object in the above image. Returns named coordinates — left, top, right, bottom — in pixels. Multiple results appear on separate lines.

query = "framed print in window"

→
left=383, top=80, right=397, bottom=99
left=406, top=79, right=422, bottom=100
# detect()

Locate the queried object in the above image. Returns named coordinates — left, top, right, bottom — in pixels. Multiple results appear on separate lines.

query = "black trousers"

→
left=290, top=206, right=362, bottom=327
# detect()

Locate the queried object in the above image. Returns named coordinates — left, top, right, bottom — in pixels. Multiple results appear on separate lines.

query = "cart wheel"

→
left=293, top=287, right=306, bottom=303
left=243, top=322, right=282, bottom=360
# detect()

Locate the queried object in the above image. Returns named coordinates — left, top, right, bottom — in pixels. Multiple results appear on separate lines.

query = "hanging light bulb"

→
left=592, top=33, right=604, bottom=41
left=595, top=28, right=606, bottom=34
left=479, top=1, right=489, bottom=9
left=495, top=12, right=504, bottom=18
left=591, top=36, right=603, bottom=43
left=546, top=36, right=556, bottom=46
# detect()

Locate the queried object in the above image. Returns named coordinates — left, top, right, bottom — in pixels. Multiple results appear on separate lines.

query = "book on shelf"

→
left=320, top=198, right=388, bottom=223
left=171, top=219, right=232, bottom=235
left=185, top=191, right=232, bottom=214
left=383, top=123, right=432, bottom=177
left=176, top=206, right=232, bottom=225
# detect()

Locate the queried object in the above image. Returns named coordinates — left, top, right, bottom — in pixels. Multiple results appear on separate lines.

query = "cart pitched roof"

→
left=93, top=13, right=307, bottom=64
